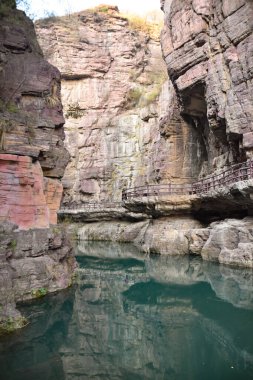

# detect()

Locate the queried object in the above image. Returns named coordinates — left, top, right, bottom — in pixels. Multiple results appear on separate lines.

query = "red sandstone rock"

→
left=0, top=7, right=69, bottom=229
left=0, top=154, right=63, bottom=229
left=44, top=178, right=63, bottom=225
left=0, top=154, right=49, bottom=229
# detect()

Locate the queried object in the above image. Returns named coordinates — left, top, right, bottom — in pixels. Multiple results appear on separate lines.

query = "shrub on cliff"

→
left=123, top=12, right=163, bottom=41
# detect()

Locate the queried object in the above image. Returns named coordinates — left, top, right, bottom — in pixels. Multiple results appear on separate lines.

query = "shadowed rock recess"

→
left=35, top=2, right=253, bottom=268
left=0, top=2, right=76, bottom=334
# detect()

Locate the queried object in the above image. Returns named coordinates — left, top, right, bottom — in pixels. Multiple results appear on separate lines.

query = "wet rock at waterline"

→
left=0, top=222, right=77, bottom=335
left=78, top=216, right=253, bottom=268
left=1, top=242, right=253, bottom=380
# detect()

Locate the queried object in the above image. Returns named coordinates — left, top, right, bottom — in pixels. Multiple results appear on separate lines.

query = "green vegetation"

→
left=143, top=87, right=161, bottom=105
left=1, top=0, right=16, bottom=8
left=88, top=5, right=111, bottom=13
left=125, top=68, right=167, bottom=109
left=0, top=0, right=16, bottom=16
left=123, top=12, right=163, bottom=40
left=0, top=119, right=13, bottom=151
left=0, top=1, right=32, bottom=19
left=65, top=102, right=85, bottom=119
left=38, top=12, right=57, bottom=24
left=44, top=81, right=61, bottom=108
left=45, top=94, right=60, bottom=108
left=0, top=100, right=19, bottom=152
left=31, top=287, right=48, bottom=298
left=8, top=239, right=17, bottom=252
left=0, top=99, right=18, bottom=113
left=96, top=6, right=109, bottom=13
left=141, top=71, right=167, bottom=106
left=0, top=316, right=27, bottom=335
left=125, top=87, right=142, bottom=108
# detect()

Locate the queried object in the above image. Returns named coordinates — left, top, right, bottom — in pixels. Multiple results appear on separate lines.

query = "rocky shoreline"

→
left=78, top=216, right=253, bottom=269
left=0, top=222, right=77, bottom=335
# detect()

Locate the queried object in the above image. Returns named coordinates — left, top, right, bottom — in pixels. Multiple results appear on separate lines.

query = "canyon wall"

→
left=161, top=0, right=253, bottom=177
left=36, top=6, right=207, bottom=205
left=0, top=4, right=69, bottom=229
left=36, top=3, right=253, bottom=267
left=0, top=3, right=76, bottom=333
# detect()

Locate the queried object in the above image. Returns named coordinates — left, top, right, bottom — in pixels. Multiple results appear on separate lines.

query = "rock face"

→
left=161, top=0, right=253, bottom=177
left=0, top=3, right=77, bottom=334
left=0, top=221, right=77, bottom=333
left=78, top=216, right=253, bottom=268
left=0, top=5, right=69, bottom=229
left=36, top=7, right=204, bottom=205
left=78, top=218, right=203, bottom=255
left=201, top=218, right=253, bottom=267
left=0, top=154, right=63, bottom=229
left=36, top=4, right=253, bottom=268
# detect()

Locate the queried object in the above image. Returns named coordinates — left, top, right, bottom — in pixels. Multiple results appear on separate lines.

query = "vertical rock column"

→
left=0, top=5, right=69, bottom=229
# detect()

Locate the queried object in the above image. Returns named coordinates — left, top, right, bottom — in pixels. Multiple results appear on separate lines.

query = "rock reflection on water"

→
left=60, top=241, right=253, bottom=380
left=0, top=288, right=75, bottom=380
left=1, top=241, right=253, bottom=380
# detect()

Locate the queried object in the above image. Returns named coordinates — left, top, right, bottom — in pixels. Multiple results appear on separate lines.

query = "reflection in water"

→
left=0, top=241, right=253, bottom=380
left=0, top=288, right=75, bottom=380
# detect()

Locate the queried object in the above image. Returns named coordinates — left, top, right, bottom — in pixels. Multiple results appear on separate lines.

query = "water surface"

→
left=0, top=241, right=253, bottom=380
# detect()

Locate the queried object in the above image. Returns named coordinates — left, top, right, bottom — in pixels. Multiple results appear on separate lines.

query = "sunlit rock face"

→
left=0, top=6, right=69, bottom=228
left=36, top=8, right=205, bottom=205
left=78, top=216, right=253, bottom=268
left=161, top=0, right=253, bottom=177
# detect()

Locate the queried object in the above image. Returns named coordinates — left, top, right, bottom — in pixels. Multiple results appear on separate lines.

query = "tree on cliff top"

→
left=0, top=0, right=16, bottom=8
left=0, top=0, right=30, bottom=11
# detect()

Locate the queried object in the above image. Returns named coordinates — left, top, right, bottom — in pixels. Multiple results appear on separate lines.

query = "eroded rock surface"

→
left=0, top=221, right=77, bottom=334
left=78, top=216, right=253, bottom=268
left=0, top=5, right=69, bottom=229
left=161, top=0, right=253, bottom=177
left=0, top=3, right=76, bottom=334
left=36, top=7, right=204, bottom=205
left=201, top=218, right=253, bottom=267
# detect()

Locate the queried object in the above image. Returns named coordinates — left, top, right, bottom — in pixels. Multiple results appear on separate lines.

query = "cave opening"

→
left=181, top=82, right=230, bottom=179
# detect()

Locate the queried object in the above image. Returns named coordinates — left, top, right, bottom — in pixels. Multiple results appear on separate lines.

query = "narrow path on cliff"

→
left=59, top=159, right=253, bottom=212
left=122, top=158, right=253, bottom=200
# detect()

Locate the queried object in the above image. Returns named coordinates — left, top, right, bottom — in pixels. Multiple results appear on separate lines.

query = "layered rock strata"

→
left=0, top=221, right=76, bottom=334
left=37, top=4, right=253, bottom=269
left=0, top=4, right=69, bottom=229
left=36, top=6, right=205, bottom=205
left=0, top=3, right=76, bottom=334
left=78, top=216, right=253, bottom=268
left=161, top=0, right=253, bottom=176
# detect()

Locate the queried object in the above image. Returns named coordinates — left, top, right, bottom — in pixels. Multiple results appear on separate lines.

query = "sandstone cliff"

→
left=36, top=6, right=203, bottom=205
left=35, top=3, right=253, bottom=269
left=0, top=3, right=69, bottom=229
left=0, top=2, right=76, bottom=334
left=161, top=0, right=253, bottom=177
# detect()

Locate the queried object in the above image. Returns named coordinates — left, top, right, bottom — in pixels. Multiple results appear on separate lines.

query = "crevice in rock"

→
left=179, top=81, right=234, bottom=177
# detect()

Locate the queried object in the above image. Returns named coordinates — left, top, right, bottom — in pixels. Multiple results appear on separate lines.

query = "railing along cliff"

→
left=122, top=159, right=253, bottom=200
left=58, top=159, right=253, bottom=214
